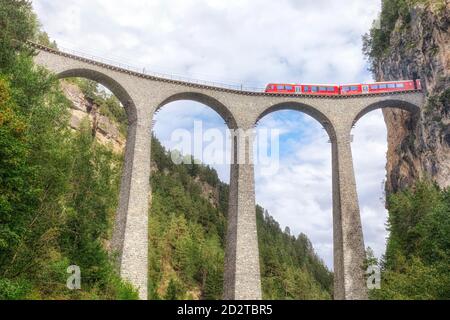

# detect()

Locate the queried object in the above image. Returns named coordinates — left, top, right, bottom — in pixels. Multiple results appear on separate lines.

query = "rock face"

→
left=373, top=3, right=449, bottom=194
left=61, top=81, right=126, bottom=153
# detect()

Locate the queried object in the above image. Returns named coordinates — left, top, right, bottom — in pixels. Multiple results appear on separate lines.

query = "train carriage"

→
left=340, top=80, right=418, bottom=95
left=265, top=83, right=340, bottom=95
left=265, top=80, right=422, bottom=96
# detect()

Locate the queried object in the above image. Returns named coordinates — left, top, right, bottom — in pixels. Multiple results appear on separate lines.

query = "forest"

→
left=368, top=182, right=450, bottom=299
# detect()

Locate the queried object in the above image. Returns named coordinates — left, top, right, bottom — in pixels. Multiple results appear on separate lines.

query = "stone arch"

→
left=56, top=68, right=138, bottom=123
left=55, top=67, right=147, bottom=298
left=352, top=99, right=421, bottom=126
left=348, top=98, right=422, bottom=299
left=157, top=91, right=238, bottom=129
left=252, top=100, right=337, bottom=299
left=256, top=102, right=337, bottom=139
left=154, top=91, right=247, bottom=298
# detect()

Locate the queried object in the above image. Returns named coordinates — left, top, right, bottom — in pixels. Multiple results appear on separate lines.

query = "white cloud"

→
left=33, top=0, right=386, bottom=268
left=33, top=0, right=380, bottom=84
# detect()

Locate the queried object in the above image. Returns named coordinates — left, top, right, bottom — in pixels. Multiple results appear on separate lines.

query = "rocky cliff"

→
left=369, top=2, right=449, bottom=194
left=60, top=81, right=126, bottom=153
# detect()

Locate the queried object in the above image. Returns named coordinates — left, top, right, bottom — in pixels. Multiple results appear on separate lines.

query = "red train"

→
left=265, top=80, right=422, bottom=95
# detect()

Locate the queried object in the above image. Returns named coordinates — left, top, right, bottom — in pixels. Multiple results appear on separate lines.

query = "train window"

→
left=311, top=86, right=318, bottom=92
left=327, top=87, right=335, bottom=92
left=342, top=86, right=350, bottom=92
left=351, top=86, right=358, bottom=91
left=285, top=85, right=293, bottom=90
left=370, top=84, right=379, bottom=90
left=379, top=84, right=387, bottom=89
left=277, top=85, right=284, bottom=90
left=295, top=86, right=301, bottom=92
left=396, top=83, right=405, bottom=88
left=388, top=83, right=396, bottom=88
left=304, top=86, right=309, bottom=92
left=319, top=86, right=327, bottom=91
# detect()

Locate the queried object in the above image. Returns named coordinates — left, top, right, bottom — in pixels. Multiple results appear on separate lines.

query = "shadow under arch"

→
left=157, top=92, right=238, bottom=130
left=352, top=99, right=421, bottom=127
left=256, top=102, right=336, bottom=139
left=57, top=68, right=138, bottom=123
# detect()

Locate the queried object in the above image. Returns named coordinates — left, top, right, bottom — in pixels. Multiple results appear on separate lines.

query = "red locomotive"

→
left=265, top=80, right=422, bottom=95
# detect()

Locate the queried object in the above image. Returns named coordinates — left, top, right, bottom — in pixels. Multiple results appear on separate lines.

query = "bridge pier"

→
left=331, top=128, right=368, bottom=300
left=111, top=112, right=152, bottom=300
left=224, top=128, right=262, bottom=300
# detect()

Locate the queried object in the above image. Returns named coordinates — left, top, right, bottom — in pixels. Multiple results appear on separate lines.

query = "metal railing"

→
left=31, top=42, right=267, bottom=93
left=29, top=42, right=423, bottom=98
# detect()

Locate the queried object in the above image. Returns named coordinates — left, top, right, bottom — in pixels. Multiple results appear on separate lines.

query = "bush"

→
left=0, top=279, right=31, bottom=300
left=370, top=181, right=450, bottom=299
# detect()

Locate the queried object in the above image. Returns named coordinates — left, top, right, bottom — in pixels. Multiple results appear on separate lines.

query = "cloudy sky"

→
left=33, top=0, right=387, bottom=269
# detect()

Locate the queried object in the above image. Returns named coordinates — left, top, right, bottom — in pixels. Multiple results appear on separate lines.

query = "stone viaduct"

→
left=30, top=43, right=424, bottom=300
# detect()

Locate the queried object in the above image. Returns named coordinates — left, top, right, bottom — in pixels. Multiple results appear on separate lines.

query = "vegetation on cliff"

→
left=363, top=0, right=449, bottom=300
left=363, top=0, right=447, bottom=70
left=67, top=77, right=128, bottom=136
left=363, top=0, right=449, bottom=194
left=369, top=181, right=450, bottom=300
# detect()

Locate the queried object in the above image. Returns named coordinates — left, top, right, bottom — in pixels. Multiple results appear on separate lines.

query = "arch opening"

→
left=352, top=99, right=421, bottom=126
left=351, top=102, right=420, bottom=276
left=253, top=108, right=334, bottom=300
left=33, top=73, right=134, bottom=297
left=57, top=68, right=137, bottom=123
left=157, top=92, right=238, bottom=130
left=256, top=102, right=336, bottom=140
left=149, top=99, right=234, bottom=300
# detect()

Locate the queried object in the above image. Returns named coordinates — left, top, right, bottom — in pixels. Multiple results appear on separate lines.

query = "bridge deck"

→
left=28, top=41, right=422, bottom=99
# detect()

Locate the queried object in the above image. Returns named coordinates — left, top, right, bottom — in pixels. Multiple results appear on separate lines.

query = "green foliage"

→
left=0, top=0, right=35, bottom=69
left=149, top=139, right=227, bottom=300
left=362, top=0, right=447, bottom=70
left=164, top=278, right=183, bottom=300
left=0, top=3, right=136, bottom=300
left=148, top=139, right=332, bottom=300
left=371, top=257, right=447, bottom=300
left=370, top=181, right=450, bottom=300
left=0, top=278, right=30, bottom=300
left=67, top=78, right=128, bottom=136
left=0, top=78, right=34, bottom=255
left=362, top=0, right=411, bottom=68
left=257, top=206, right=333, bottom=299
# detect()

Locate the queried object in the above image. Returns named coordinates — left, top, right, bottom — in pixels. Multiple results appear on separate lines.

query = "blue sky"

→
left=33, top=0, right=387, bottom=269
